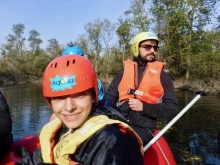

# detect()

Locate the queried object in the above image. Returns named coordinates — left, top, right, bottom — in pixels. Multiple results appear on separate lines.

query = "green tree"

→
left=101, top=18, right=116, bottom=76
left=191, top=30, right=220, bottom=79
left=46, top=39, right=62, bottom=59
left=150, top=0, right=217, bottom=79
left=72, top=34, right=89, bottom=56
left=125, top=0, right=150, bottom=33
left=84, top=18, right=103, bottom=72
left=4, top=24, right=26, bottom=57
left=0, top=24, right=26, bottom=79
left=116, top=18, right=133, bottom=62
left=28, top=29, right=43, bottom=53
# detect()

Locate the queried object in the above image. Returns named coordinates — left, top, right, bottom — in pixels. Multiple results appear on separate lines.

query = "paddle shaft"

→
left=144, top=93, right=202, bottom=151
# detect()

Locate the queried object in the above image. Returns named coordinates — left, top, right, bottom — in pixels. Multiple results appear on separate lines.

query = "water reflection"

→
left=0, top=84, right=220, bottom=164
left=0, top=83, right=52, bottom=141
left=163, top=91, right=220, bottom=164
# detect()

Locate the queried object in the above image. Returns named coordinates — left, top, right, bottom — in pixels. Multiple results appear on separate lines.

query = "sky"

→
left=0, top=0, right=132, bottom=49
left=1, top=0, right=219, bottom=51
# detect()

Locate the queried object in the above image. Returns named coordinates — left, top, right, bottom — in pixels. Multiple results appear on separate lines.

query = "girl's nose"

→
left=65, top=97, right=76, bottom=112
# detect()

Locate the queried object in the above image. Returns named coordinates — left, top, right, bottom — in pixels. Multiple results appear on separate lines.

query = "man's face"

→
left=139, top=40, right=158, bottom=62
left=51, top=89, right=94, bottom=129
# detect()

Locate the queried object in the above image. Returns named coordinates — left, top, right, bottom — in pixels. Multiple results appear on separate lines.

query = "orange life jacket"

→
left=118, top=59, right=164, bottom=104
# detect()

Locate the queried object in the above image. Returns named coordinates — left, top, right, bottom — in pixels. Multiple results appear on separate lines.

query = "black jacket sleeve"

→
left=15, top=147, right=43, bottom=165
left=141, top=71, right=179, bottom=118
left=72, top=125, right=144, bottom=165
left=0, top=91, right=12, bottom=137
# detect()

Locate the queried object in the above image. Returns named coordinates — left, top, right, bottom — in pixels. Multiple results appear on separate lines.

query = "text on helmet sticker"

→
left=50, top=75, right=76, bottom=91
left=146, top=33, right=156, bottom=38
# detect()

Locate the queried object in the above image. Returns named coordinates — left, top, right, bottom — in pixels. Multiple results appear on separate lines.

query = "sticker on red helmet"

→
left=50, top=75, right=76, bottom=91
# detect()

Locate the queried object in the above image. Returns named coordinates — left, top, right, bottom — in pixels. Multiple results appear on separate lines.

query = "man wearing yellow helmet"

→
left=105, top=32, right=179, bottom=145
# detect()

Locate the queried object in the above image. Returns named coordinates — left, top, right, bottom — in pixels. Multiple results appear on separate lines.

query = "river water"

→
left=0, top=83, right=219, bottom=165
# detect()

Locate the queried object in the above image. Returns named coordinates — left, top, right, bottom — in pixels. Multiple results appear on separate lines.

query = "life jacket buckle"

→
left=134, top=90, right=144, bottom=96
left=127, top=88, right=144, bottom=96
left=127, top=88, right=135, bottom=94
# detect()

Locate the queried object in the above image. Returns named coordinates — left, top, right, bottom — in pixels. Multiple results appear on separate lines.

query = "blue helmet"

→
left=62, top=46, right=104, bottom=101
left=97, top=79, right=105, bottom=100
left=62, top=45, right=84, bottom=56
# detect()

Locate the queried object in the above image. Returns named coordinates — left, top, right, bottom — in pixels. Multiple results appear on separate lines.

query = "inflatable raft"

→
left=0, top=134, right=40, bottom=165
left=0, top=130, right=176, bottom=165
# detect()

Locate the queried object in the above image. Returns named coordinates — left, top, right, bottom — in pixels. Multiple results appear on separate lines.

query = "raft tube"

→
left=1, top=130, right=176, bottom=165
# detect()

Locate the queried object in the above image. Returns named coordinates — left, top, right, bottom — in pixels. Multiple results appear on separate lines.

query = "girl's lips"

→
left=63, top=112, right=81, bottom=121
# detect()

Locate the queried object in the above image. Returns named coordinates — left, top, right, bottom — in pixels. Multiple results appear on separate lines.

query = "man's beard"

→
left=142, top=52, right=156, bottom=62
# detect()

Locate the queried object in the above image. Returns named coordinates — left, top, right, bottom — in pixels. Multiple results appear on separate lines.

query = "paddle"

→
left=144, top=91, right=207, bottom=152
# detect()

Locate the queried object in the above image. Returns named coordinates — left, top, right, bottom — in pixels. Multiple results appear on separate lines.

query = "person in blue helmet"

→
left=62, top=45, right=84, bottom=56
left=62, top=45, right=105, bottom=101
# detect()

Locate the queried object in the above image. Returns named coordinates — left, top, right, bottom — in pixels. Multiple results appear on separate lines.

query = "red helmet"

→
left=42, top=55, right=98, bottom=106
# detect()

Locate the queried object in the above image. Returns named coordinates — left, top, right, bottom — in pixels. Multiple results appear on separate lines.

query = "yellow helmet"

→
left=132, top=32, right=159, bottom=56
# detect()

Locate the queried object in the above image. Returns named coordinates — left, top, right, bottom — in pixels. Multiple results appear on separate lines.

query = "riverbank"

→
left=1, top=75, right=219, bottom=95
left=173, top=78, right=220, bottom=95
left=0, top=75, right=42, bottom=85
left=103, top=77, right=220, bottom=95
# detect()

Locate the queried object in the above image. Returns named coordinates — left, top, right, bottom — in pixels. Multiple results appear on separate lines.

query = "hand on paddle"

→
left=128, top=98, right=143, bottom=111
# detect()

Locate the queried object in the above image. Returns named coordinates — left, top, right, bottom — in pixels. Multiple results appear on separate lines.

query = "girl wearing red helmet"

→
left=15, top=55, right=143, bottom=165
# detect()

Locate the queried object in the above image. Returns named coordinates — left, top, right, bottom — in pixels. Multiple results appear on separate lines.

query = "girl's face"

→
left=51, top=89, right=94, bottom=129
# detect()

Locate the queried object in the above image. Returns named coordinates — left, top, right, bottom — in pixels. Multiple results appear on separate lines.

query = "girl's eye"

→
left=52, top=96, right=66, bottom=100
left=51, top=92, right=85, bottom=100
left=75, top=92, right=85, bottom=97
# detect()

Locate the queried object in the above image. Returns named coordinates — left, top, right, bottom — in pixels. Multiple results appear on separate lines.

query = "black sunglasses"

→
left=139, top=44, right=159, bottom=51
